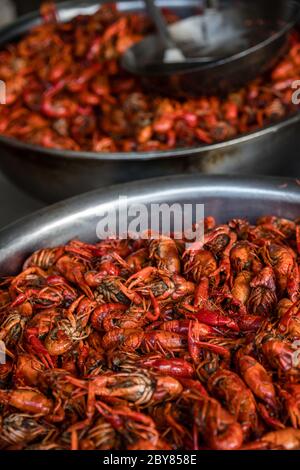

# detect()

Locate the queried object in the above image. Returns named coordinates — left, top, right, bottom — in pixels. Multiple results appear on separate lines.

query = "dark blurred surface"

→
left=0, top=173, right=43, bottom=229
left=13, top=0, right=300, bottom=16
left=0, top=0, right=298, bottom=229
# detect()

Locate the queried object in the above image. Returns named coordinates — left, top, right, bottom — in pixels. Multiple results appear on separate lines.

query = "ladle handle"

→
left=144, top=0, right=174, bottom=49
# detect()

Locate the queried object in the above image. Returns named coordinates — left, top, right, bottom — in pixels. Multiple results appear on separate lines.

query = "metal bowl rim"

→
left=1, top=173, right=299, bottom=275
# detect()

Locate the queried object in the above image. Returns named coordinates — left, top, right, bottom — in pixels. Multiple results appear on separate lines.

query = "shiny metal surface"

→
left=0, top=174, right=299, bottom=275
left=0, top=0, right=299, bottom=203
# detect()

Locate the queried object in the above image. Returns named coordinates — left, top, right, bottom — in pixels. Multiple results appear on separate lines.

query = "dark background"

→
left=14, top=0, right=62, bottom=16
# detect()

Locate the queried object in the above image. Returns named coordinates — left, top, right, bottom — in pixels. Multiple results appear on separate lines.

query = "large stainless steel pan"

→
left=0, top=0, right=300, bottom=203
left=0, top=174, right=299, bottom=275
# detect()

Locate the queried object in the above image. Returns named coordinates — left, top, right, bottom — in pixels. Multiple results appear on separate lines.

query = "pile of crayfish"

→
left=0, top=2, right=300, bottom=152
left=0, top=215, right=300, bottom=450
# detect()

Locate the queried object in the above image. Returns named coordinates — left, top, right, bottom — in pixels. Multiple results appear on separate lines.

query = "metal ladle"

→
left=143, top=0, right=185, bottom=63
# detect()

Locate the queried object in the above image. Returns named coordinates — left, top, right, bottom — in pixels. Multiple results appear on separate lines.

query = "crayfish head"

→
left=95, top=277, right=130, bottom=304
left=0, top=413, right=52, bottom=449
left=107, top=350, right=139, bottom=372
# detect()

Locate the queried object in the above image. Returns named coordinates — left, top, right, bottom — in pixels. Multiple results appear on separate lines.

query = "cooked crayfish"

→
left=0, top=2, right=299, bottom=152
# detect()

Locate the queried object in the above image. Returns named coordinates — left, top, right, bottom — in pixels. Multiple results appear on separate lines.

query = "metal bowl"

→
left=0, top=0, right=300, bottom=203
left=0, top=174, right=299, bottom=275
